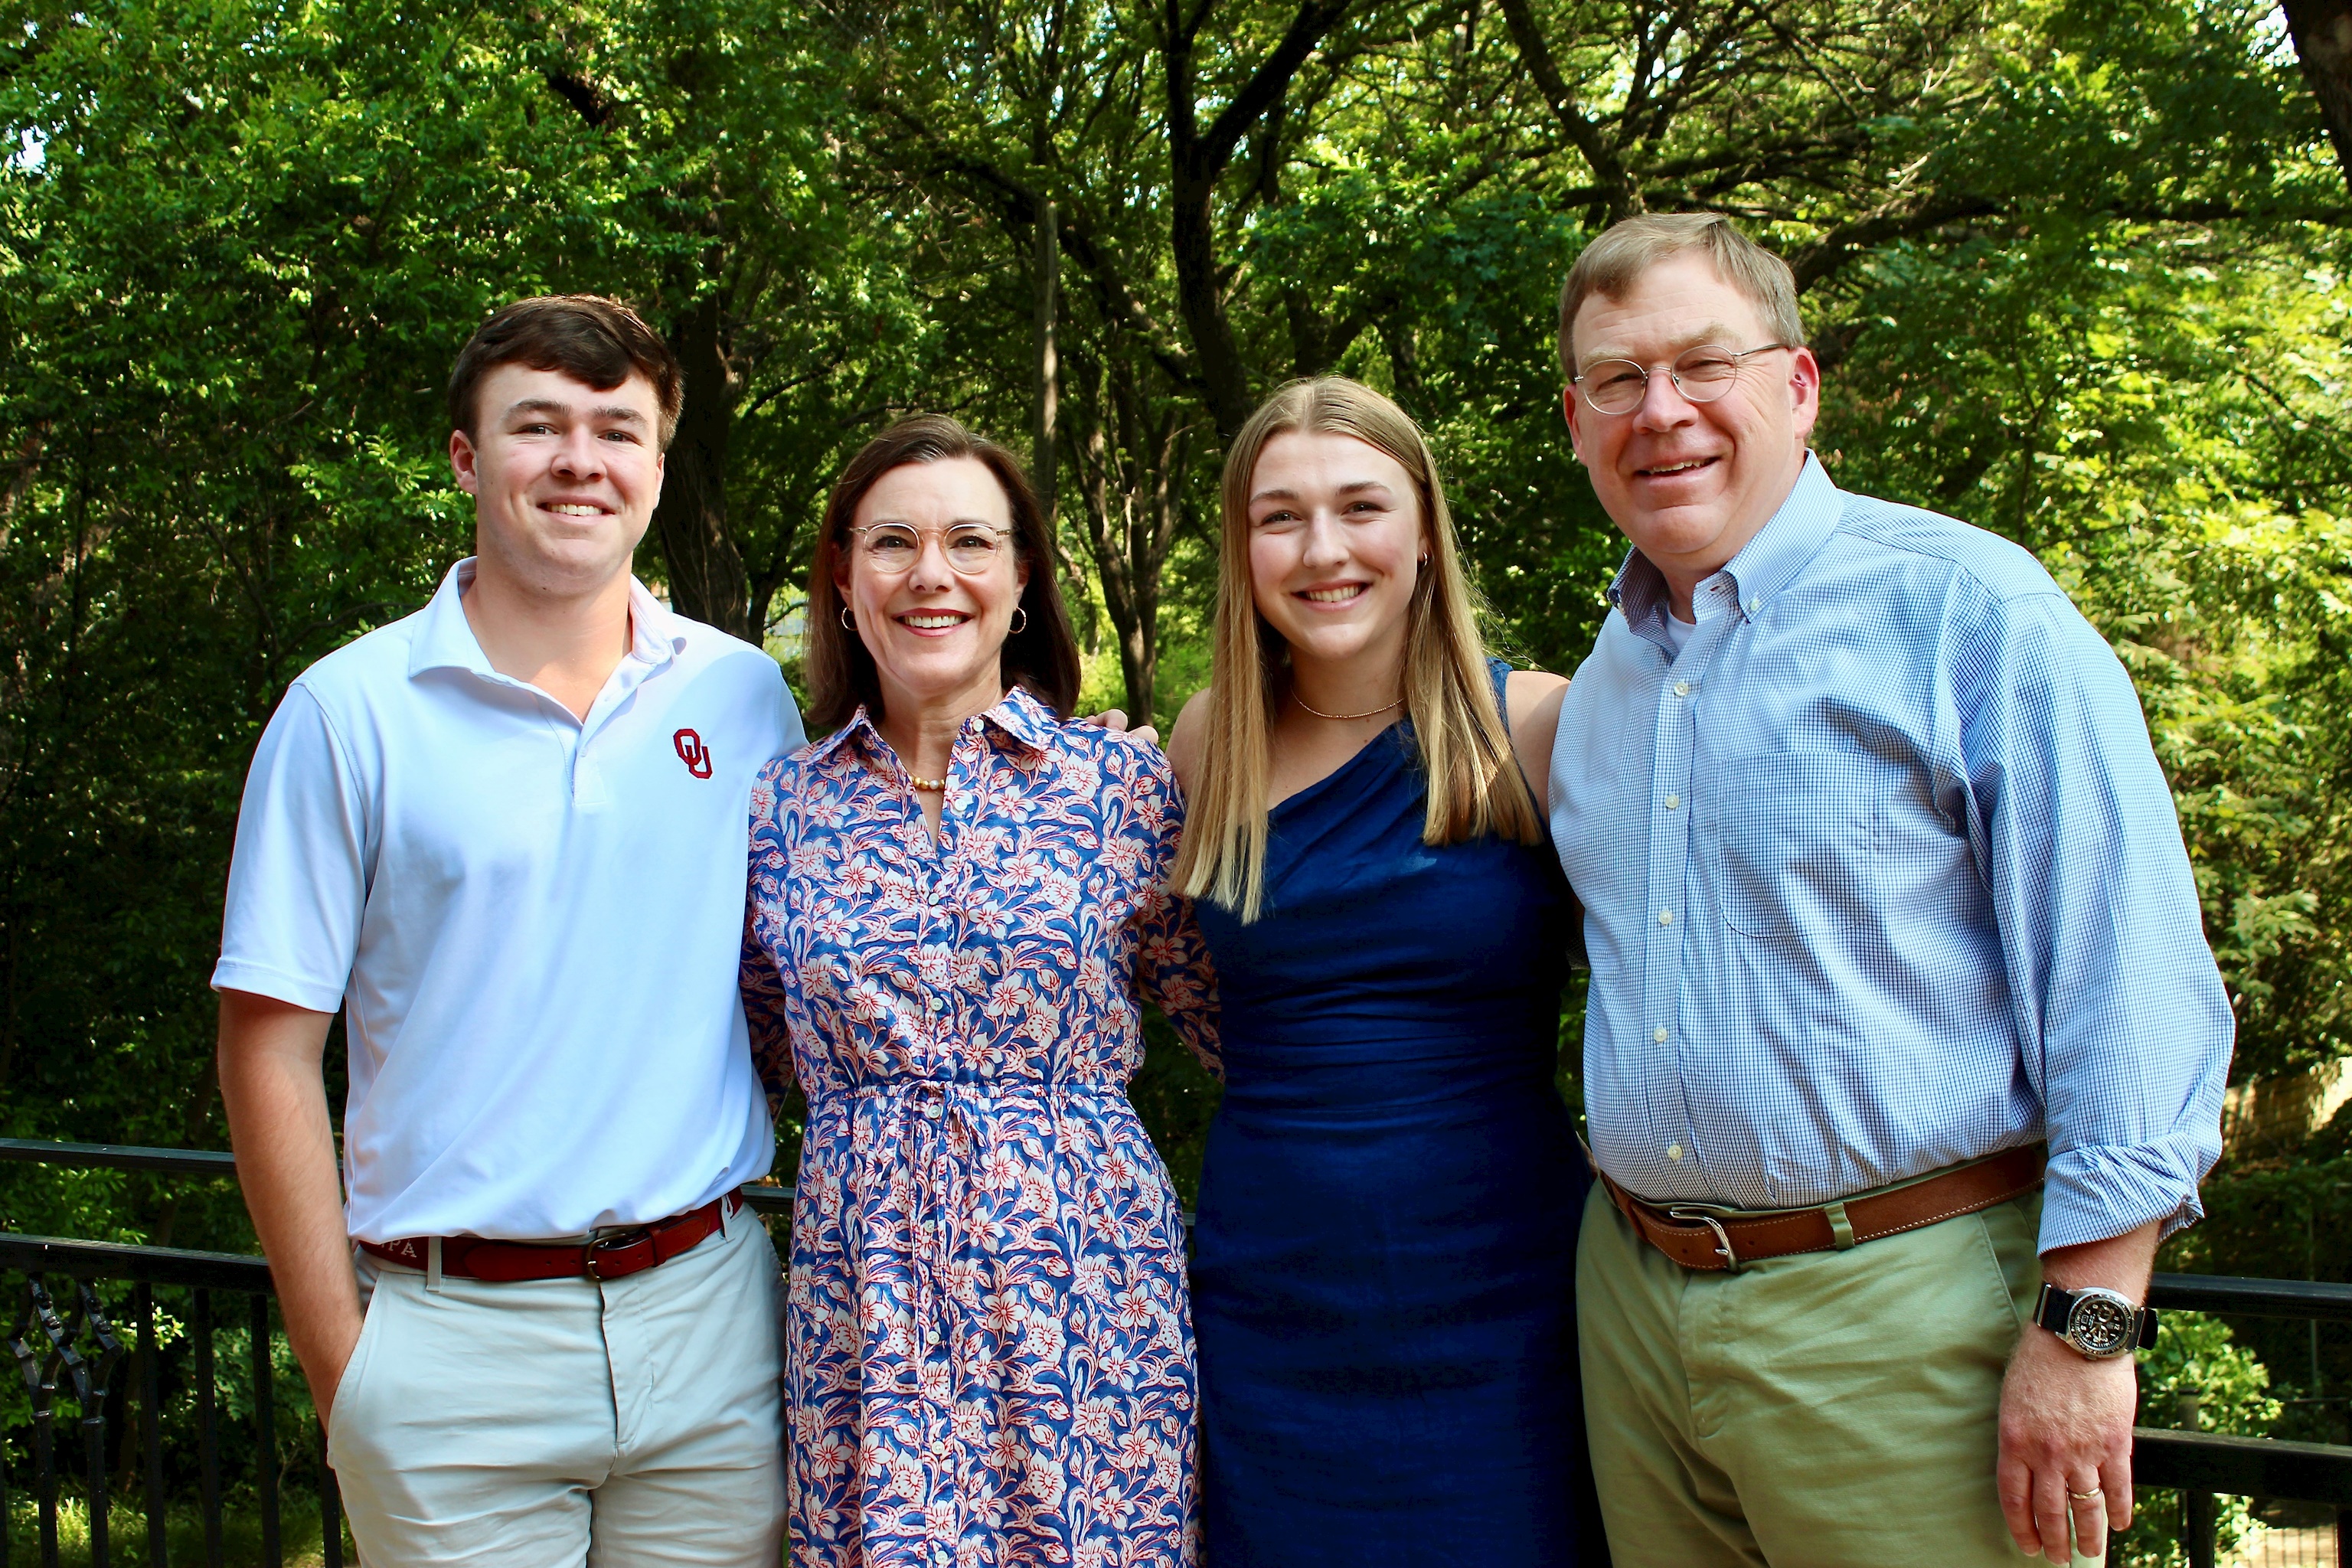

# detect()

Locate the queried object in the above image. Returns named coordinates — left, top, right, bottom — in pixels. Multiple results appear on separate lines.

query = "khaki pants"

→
left=327, top=1204, right=787, bottom=1568
left=1577, top=1181, right=2043, bottom=1567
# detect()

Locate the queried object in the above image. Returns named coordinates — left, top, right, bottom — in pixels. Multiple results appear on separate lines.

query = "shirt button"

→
left=1653, top=1026, right=1668, bottom=1043
left=1667, top=1144, right=1684, bottom=1162
left=1658, top=909, right=1674, bottom=926
left=1664, top=794, right=1680, bottom=810
left=1673, top=680, right=1691, bottom=697
left=1747, top=599, right=1761, bottom=614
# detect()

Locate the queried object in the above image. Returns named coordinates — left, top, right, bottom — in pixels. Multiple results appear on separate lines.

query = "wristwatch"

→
left=2034, top=1282, right=2159, bottom=1359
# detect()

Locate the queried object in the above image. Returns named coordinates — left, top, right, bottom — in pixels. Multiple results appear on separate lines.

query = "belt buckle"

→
left=1667, top=1207, right=1740, bottom=1271
left=583, top=1227, right=649, bottom=1281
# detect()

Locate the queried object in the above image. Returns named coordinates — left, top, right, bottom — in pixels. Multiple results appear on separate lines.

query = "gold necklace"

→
left=908, top=773, right=946, bottom=792
left=1293, top=691, right=1403, bottom=722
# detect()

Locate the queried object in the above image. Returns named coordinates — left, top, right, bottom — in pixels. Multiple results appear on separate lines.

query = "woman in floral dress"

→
left=740, top=415, right=1219, bottom=1568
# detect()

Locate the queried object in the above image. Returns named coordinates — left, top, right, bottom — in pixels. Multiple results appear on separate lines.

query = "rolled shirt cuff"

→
left=2037, top=1136, right=2216, bottom=1253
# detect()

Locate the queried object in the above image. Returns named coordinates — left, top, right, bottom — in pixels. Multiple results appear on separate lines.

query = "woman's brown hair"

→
left=1171, top=377, right=1540, bottom=921
left=802, top=415, right=1081, bottom=733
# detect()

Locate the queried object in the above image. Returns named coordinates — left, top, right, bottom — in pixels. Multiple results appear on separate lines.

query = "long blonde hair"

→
left=1173, top=377, right=1540, bottom=921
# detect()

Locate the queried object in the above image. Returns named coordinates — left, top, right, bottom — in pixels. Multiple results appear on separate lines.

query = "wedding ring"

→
left=2068, top=1488, right=2104, bottom=1502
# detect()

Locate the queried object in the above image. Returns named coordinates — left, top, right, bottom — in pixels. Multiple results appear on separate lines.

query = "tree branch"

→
left=1494, top=0, right=1635, bottom=217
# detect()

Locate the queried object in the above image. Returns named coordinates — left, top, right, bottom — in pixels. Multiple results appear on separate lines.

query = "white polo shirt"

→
left=213, top=559, right=805, bottom=1243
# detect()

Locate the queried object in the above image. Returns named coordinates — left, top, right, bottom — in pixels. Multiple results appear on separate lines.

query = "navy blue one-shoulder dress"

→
left=1189, top=662, right=1595, bottom=1566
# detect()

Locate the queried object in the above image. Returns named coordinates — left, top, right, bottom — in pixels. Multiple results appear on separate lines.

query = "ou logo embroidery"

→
left=673, top=728, right=714, bottom=779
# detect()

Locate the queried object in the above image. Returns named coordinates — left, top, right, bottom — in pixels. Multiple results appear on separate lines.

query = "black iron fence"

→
left=0, top=1138, right=794, bottom=1566
left=4, top=1136, right=2349, bottom=1566
left=2138, top=1272, right=2352, bottom=1568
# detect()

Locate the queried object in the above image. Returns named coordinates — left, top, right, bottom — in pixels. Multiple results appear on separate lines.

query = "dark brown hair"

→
left=447, top=295, right=684, bottom=449
left=803, top=415, right=1081, bottom=733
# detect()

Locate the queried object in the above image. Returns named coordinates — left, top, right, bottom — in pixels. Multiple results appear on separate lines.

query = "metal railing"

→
left=0, top=1138, right=792, bottom=1566
left=5, top=1137, right=2350, bottom=1566
left=2140, top=1271, right=2352, bottom=1568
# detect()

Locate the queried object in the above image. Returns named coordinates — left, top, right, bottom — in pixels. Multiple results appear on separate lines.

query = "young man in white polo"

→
left=213, top=295, right=805, bottom=1566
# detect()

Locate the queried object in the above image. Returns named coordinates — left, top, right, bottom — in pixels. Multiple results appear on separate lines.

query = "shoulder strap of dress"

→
left=1487, top=655, right=1514, bottom=735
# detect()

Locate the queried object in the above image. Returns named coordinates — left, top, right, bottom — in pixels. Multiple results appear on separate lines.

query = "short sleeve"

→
left=776, top=675, right=809, bottom=759
left=211, top=684, right=371, bottom=1012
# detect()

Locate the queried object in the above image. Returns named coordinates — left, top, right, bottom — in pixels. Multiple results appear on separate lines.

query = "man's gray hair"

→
left=1557, top=214, right=1805, bottom=375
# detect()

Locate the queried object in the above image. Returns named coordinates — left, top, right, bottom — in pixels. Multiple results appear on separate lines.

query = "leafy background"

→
left=6, top=0, right=2352, bottom=1558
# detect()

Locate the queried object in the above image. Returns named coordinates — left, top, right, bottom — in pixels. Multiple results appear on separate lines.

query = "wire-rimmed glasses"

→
left=846, top=522, right=1013, bottom=575
left=1572, top=342, right=1793, bottom=415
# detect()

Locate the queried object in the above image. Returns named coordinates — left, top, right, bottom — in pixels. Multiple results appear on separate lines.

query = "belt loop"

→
left=1825, top=1200, right=1857, bottom=1251
left=717, top=1193, right=731, bottom=1240
left=426, top=1235, right=443, bottom=1293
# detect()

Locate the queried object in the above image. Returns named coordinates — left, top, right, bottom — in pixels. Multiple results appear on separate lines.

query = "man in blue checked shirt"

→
left=1544, top=214, right=2232, bottom=1568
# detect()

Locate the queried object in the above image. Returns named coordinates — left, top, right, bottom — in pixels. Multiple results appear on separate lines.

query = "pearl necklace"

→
left=909, top=773, right=946, bottom=792
left=1292, top=691, right=1403, bottom=723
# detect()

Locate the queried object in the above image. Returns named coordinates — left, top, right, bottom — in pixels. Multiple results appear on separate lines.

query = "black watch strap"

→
left=2034, top=1282, right=2160, bottom=1353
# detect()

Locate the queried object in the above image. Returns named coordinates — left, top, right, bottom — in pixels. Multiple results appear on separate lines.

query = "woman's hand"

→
left=1084, top=708, right=1160, bottom=747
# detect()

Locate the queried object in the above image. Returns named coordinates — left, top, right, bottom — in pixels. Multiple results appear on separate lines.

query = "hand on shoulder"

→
left=1504, top=670, right=1569, bottom=817
left=1080, top=707, right=1160, bottom=748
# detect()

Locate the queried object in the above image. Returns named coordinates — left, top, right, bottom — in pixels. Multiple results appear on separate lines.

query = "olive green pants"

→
left=1577, top=1181, right=2044, bottom=1567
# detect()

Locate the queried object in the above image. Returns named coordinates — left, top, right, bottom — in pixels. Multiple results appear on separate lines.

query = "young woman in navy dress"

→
left=1165, top=378, right=1599, bottom=1566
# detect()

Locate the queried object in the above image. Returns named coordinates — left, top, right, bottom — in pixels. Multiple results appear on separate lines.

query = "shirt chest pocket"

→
left=1701, top=750, right=1900, bottom=942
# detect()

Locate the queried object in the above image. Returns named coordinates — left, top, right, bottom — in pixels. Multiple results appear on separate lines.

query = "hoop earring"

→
left=839, top=606, right=855, bottom=631
left=1010, top=606, right=1030, bottom=635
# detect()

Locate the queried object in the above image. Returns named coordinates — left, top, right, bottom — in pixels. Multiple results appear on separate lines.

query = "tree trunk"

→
left=1071, top=354, right=1172, bottom=720
left=652, top=295, right=753, bottom=639
left=1160, top=0, right=1357, bottom=439
left=2285, top=0, right=2352, bottom=195
left=1168, top=168, right=1256, bottom=440
left=1034, top=201, right=1061, bottom=526
left=1077, top=413, right=1148, bottom=717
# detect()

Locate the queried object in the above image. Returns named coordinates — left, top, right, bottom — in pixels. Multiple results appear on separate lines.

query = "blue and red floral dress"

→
left=741, top=685, right=1220, bottom=1568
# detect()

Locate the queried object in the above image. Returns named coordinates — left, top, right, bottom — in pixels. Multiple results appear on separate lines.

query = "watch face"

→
left=2068, top=1293, right=2136, bottom=1357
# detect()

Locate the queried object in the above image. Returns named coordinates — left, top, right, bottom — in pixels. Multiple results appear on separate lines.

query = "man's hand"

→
left=217, top=989, right=366, bottom=1430
left=1085, top=708, right=1160, bottom=747
left=1997, top=1220, right=2161, bottom=1563
left=1998, top=1321, right=2137, bottom=1561
left=308, top=1311, right=368, bottom=1430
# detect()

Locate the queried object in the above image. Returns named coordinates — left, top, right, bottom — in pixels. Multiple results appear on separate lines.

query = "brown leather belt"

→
left=1599, top=1144, right=2046, bottom=1272
left=360, top=1191, right=742, bottom=1284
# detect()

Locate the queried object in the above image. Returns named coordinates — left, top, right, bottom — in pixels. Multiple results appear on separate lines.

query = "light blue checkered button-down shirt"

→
left=1550, top=454, right=2232, bottom=1253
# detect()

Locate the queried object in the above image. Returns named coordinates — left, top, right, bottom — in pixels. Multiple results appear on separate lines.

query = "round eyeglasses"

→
left=1572, top=342, right=1792, bottom=415
left=846, top=522, right=1013, bottom=575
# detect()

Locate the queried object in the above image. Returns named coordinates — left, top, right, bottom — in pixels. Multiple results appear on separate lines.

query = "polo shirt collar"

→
left=805, top=684, right=1061, bottom=766
left=407, top=558, right=688, bottom=680
left=1606, top=451, right=1844, bottom=633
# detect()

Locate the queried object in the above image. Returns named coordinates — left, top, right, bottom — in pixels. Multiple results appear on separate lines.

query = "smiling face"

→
left=1564, top=252, right=1820, bottom=596
left=449, top=362, right=665, bottom=596
left=837, top=456, right=1030, bottom=720
left=1246, top=430, right=1426, bottom=676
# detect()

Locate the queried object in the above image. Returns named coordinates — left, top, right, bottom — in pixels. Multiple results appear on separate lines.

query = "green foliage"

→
left=2115, top=1311, right=2282, bottom=1566
left=2159, top=1154, right=2352, bottom=1437
left=5, top=0, right=2352, bottom=1488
